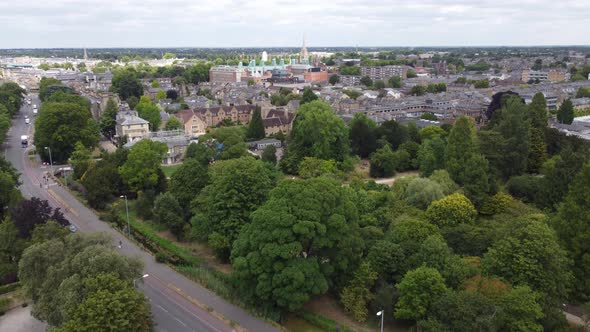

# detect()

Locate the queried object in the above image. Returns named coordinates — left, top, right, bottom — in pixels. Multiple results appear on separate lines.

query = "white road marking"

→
left=175, top=318, right=188, bottom=327
left=156, top=304, right=169, bottom=313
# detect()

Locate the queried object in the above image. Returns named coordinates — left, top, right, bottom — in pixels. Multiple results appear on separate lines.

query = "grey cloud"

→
left=0, top=0, right=588, bottom=47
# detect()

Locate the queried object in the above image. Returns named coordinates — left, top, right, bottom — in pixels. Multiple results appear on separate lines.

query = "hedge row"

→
left=296, top=310, right=355, bottom=332
left=0, top=282, right=20, bottom=296
left=127, top=218, right=201, bottom=267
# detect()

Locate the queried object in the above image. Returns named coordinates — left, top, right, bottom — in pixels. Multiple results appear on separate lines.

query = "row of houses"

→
left=116, top=103, right=295, bottom=143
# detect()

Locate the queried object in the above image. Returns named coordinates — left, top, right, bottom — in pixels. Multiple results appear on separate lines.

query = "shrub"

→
left=403, top=177, right=445, bottom=209
left=0, top=282, right=20, bottom=295
left=128, top=218, right=200, bottom=267
left=479, top=192, right=513, bottom=215
left=426, top=193, right=477, bottom=227
left=506, top=175, right=542, bottom=203
left=0, top=298, right=11, bottom=314
left=155, top=253, right=169, bottom=263
left=296, top=310, right=355, bottom=332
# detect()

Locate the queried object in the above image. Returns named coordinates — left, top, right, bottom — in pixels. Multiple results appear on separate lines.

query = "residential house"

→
left=115, top=110, right=150, bottom=142
left=263, top=108, right=294, bottom=136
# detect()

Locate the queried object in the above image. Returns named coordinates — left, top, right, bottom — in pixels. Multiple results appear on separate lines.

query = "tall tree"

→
left=192, top=157, right=277, bottom=260
left=57, top=273, right=152, bottom=332
left=482, top=220, right=572, bottom=307
left=493, top=97, right=531, bottom=179
left=135, top=96, right=161, bottom=131
left=111, top=68, right=143, bottom=100
left=282, top=101, right=348, bottom=173
left=557, top=99, right=574, bottom=125
left=300, top=87, right=319, bottom=105
left=99, top=98, right=119, bottom=138
left=231, top=178, right=363, bottom=312
left=169, top=158, right=209, bottom=216
left=376, top=120, right=408, bottom=149
left=388, top=76, right=402, bottom=88
left=395, top=266, right=448, bottom=321
left=340, top=262, right=378, bottom=322
left=419, top=291, right=497, bottom=332
left=418, top=138, right=446, bottom=177
left=185, top=142, right=215, bottom=166
left=18, top=233, right=148, bottom=330
left=68, top=142, right=91, bottom=180
left=349, top=113, right=377, bottom=158
left=329, top=74, right=340, bottom=86
left=261, top=145, right=277, bottom=164
left=246, top=106, right=265, bottom=140
left=164, top=116, right=182, bottom=131
left=34, top=102, right=100, bottom=163
left=119, top=139, right=167, bottom=193
left=445, top=116, right=477, bottom=185
left=10, top=198, right=68, bottom=239
left=153, top=193, right=185, bottom=238
left=554, top=162, right=590, bottom=301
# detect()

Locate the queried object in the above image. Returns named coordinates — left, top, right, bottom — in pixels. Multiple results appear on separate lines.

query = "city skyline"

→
left=1, top=0, right=589, bottom=48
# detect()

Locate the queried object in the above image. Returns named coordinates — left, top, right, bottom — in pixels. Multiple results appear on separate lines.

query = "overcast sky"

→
left=1, top=0, right=588, bottom=48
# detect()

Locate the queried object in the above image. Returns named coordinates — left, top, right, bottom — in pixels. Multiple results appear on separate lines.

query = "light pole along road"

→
left=4, top=94, right=279, bottom=332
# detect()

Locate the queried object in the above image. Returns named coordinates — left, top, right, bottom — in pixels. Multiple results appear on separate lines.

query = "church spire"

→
left=300, top=34, right=308, bottom=64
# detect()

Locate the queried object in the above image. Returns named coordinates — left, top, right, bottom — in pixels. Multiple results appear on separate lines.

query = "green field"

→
left=162, top=163, right=182, bottom=178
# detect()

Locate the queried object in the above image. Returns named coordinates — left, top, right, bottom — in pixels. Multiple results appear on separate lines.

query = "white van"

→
left=32, top=104, right=37, bottom=110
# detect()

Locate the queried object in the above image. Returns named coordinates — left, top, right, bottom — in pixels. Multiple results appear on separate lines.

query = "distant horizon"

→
left=1, top=1, right=589, bottom=48
left=1, top=45, right=590, bottom=51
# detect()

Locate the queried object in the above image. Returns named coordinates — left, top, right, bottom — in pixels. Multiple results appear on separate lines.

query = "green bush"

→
left=426, top=193, right=477, bottom=227
left=506, top=175, right=542, bottom=203
left=0, top=282, right=20, bottom=295
left=479, top=192, right=513, bottom=216
left=128, top=218, right=200, bottom=267
left=296, top=310, right=355, bottom=332
left=0, top=298, right=12, bottom=314
left=155, top=253, right=169, bottom=263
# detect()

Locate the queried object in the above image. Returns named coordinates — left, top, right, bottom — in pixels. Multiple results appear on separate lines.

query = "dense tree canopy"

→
left=134, top=96, right=161, bottom=131
left=395, top=266, right=448, bottom=321
left=445, top=116, right=478, bottom=185
left=192, top=157, right=278, bottom=260
left=557, top=99, right=574, bottom=125
left=34, top=102, right=100, bottom=163
left=111, top=68, right=144, bottom=100
left=231, top=178, right=362, bottom=312
left=119, top=140, right=167, bottom=193
left=282, top=101, right=348, bottom=173
left=349, top=113, right=377, bottom=158
left=246, top=106, right=265, bottom=140
left=18, top=233, right=150, bottom=331
left=99, top=98, right=119, bottom=138
left=553, top=162, right=590, bottom=301
left=482, top=220, right=572, bottom=307
left=169, top=158, right=209, bottom=215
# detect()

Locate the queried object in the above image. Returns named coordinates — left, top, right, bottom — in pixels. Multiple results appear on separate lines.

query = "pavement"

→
left=4, top=94, right=279, bottom=332
left=0, top=306, right=46, bottom=332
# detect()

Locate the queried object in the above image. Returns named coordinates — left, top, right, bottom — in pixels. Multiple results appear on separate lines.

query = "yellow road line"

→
left=47, top=189, right=79, bottom=217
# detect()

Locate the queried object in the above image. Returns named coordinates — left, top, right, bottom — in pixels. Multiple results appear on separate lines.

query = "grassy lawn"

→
left=161, top=163, right=183, bottom=178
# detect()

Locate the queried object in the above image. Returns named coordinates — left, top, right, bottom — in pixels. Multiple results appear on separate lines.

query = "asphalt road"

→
left=4, top=95, right=279, bottom=332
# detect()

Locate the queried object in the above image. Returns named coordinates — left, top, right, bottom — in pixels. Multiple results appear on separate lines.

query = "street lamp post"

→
left=44, top=146, right=53, bottom=176
left=376, top=310, right=384, bottom=332
left=120, top=195, right=131, bottom=238
left=133, top=274, right=149, bottom=288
